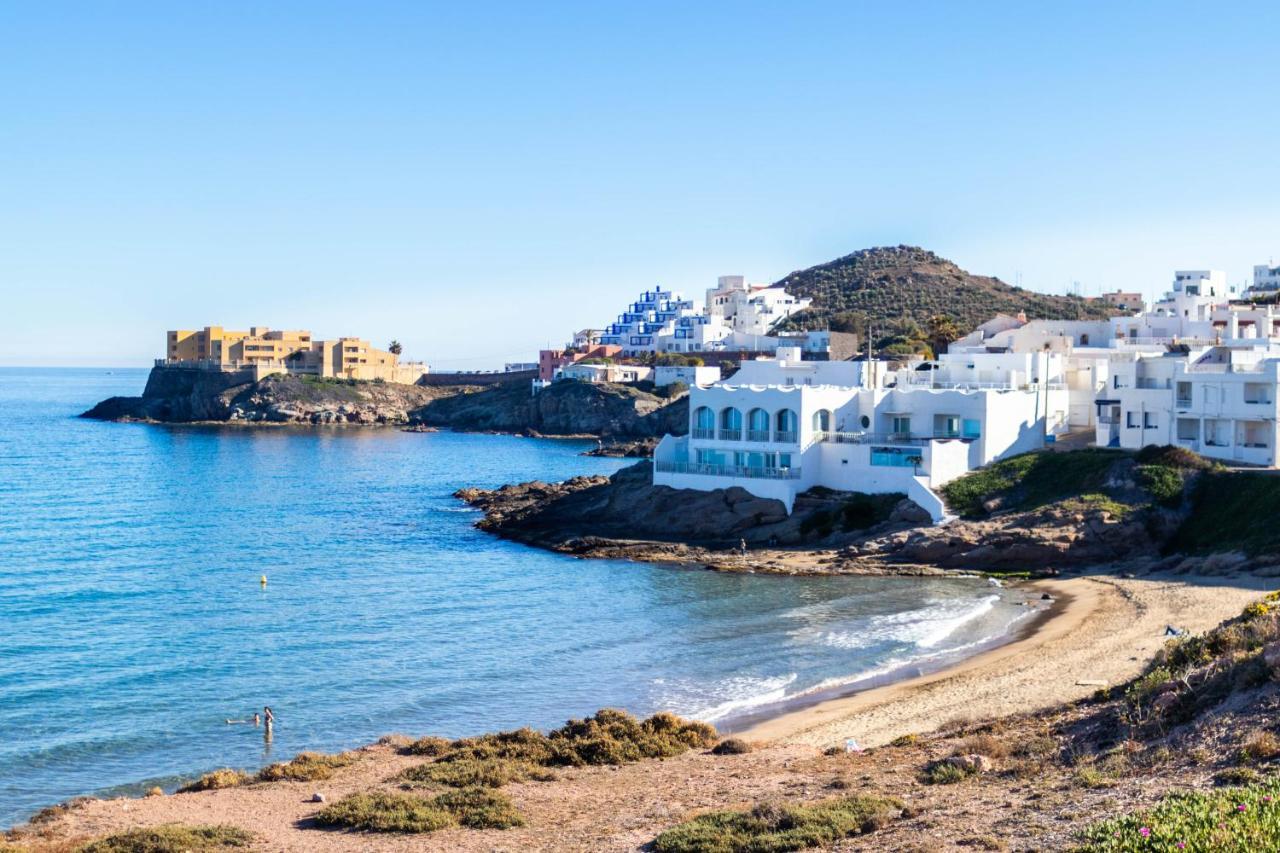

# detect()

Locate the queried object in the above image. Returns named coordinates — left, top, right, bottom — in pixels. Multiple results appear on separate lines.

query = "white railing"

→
left=692, top=428, right=715, bottom=439
left=655, top=461, right=801, bottom=480
left=774, top=430, right=798, bottom=444
left=719, top=428, right=742, bottom=441
left=746, top=429, right=770, bottom=442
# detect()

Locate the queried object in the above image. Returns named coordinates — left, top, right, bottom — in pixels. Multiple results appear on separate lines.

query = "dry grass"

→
left=255, top=751, right=357, bottom=783
left=176, top=770, right=249, bottom=794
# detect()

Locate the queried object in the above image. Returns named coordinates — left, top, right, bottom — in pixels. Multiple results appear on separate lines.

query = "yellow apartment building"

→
left=163, top=326, right=427, bottom=384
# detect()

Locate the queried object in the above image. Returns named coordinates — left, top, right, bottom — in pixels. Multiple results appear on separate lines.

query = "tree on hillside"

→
left=927, top=315, right=961, bottom=356
left=388, top=340, right=403, bottom=356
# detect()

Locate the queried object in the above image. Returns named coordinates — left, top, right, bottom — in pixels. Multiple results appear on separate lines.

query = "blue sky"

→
left=3, top=1, right=1278, bottom=367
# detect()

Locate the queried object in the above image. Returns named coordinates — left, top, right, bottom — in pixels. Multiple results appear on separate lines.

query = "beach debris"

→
left=311, top=792, right=326, bottom=803
left=1165, top=625, right=1186, bottom=636
left=844, top=738, right=863, bottom=754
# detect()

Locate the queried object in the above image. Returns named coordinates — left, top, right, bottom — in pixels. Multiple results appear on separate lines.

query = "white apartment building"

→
left=596, top=278, right=816, bottom=356
left=653, top=347, right=1069, bottom=519
left=1245, top=263, right=1280, bottom=298
left=654, top=365, right=722, bottom=388
left=1095, top=344, right=1280, bottom=467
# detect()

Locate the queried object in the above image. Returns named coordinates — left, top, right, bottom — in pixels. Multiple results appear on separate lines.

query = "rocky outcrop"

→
left=834, top=501, right=1172, bottom=571
left=82, top=367, right=686, bottom=436
left=415, top=380, right=687, bottom=438
left=583, top=437, right=659, bottom=458
left=82, top=367, right=455, bottom=425
left=455, top=461, right=925, bottom=556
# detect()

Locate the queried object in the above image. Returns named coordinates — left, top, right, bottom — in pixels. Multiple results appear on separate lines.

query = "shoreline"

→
left=735, top=578, right=1081, bottom=743
left=722, top=577, right=1070, bottom=736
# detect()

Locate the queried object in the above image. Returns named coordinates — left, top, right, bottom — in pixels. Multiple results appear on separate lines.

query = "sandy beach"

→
left=12, top=570, right=1272, bottom=852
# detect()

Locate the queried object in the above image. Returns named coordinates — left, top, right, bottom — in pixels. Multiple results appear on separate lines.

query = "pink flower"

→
left=1139, top=827, right=1151, bottom=837
left=1265, top=796, right=1274, bottom=803
left=1176, top=844, right=1186, bottom=850
left=1238, top=804, right=1248, bottom=812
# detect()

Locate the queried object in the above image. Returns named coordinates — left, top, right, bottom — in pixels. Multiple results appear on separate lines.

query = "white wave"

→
left=809, top=594, right=1002, bottom=651
left=671, top=673, right=799, bottom=722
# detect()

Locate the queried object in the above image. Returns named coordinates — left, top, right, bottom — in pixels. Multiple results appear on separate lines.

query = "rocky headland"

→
left=82, top=366, right=688, bottom=437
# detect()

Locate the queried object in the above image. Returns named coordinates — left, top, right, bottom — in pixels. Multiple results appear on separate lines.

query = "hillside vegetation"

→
left=773, top=245, right=1118, bottom=347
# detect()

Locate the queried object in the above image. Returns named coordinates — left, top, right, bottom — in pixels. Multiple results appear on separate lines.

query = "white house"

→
left=1244, top=263, right=1280, bottom=298
left=558, top=362, right=653, bottom=384
left=654, top=364, right=722, bottom=388
left=653, top=347, right=1069, bottom=520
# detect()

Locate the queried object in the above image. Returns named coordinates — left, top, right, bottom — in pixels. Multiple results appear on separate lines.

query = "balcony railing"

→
left=692, top=428, right=715, bottom=439
left=719, top=428, right=742, bottom=441
left=774, top=430, right=797, bottom=444
left=655, top=461, right=801, bottom=480
left=813, top=431, right=970, bottom=446
left=1175, top=397, right=1192, bottom=408
left=746, top=429, right=770, bottom=442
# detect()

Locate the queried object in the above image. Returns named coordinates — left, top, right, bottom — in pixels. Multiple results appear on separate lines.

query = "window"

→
left=962, top=418, right=981, bottom=438
left=812, top=410, right=831, bottom=432
left=778, top=453, right=792, bottom=468
left=1126, top=411, right=1139, bottom=428
left=1144, top=412, right=1158, bottom=429
left=860, top=415, right=871, bottom=429
left=892, top=416, right=911, bottom=435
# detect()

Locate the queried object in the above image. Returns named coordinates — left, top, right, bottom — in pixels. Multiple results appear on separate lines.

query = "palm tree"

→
left=926, top=315, right=960, bottom=357
left=387, top=340, right=403, bottom=356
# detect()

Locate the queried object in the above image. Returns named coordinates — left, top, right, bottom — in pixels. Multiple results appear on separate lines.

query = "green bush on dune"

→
left=652, top=795, right=902, bottom=853
left=313, top=788, right=523, bottom=833
left=76, top=824, right=254, bottom=853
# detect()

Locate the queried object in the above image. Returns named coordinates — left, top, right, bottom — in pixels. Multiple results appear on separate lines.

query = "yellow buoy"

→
left=260, top=575, right=268, bottom=586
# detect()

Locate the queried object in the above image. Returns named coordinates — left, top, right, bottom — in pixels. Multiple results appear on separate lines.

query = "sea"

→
left=0, top=367, right=1039, bottom=826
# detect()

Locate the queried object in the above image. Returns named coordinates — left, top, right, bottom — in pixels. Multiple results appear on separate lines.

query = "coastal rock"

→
left=945, top=754, right=993, bottom=774
left=455, top=462, right=929, bottom=555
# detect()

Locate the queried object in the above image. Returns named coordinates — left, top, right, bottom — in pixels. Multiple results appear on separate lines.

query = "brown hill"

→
left=772, top=245, right=1118, bottom=346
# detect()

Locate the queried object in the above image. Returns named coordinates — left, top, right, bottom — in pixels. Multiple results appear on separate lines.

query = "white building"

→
left=558, top=362, right=653, bottom=384
left=595, top=278, right=816, bottom=356
left=1245, top=263, right=1280, bottom=298
left=1095, top=344, right=1280, bottom=466
left=654, top=364, right=722, bottom=388
left=653, top=347, right=1068, bottom=519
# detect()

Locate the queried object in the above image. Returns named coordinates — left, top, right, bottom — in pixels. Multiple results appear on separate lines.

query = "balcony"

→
left=1175, top=397, right=1192, bottom=408
left=655, top=461, right=801, bottom=480
left=719, top=428, right=742, bottom=441
left=774, top=430, right=797, bottom=444
left=746, top=430, right=770, bottom=442
left=692, top=428, right=715, bottom=440
left=813, top=431, right=948, bottom=446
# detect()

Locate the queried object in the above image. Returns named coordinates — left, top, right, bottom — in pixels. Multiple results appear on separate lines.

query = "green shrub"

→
left=1136, top=464, right=1186, bottom=507
left=397, top=757, right=541, bottom=789
left=77, top=824, right=254, bottom=852
left=1168, top=472, right=1280, bottom=556
left=431, top=787, right=525, bottom=829
left=255, top=751, right=356, bottom=782
left=940, top=450, right=1124, bottom=518
left=313, top=792, right=455, bottom=833
left=314, top=788, right=523, bottom=833
left=889, top=733, right=920, bottom=747
left=176, top=769, right=249, bottom=793
left=1077, top=776, right=1280, bottom=851
left=652, top=795, right=902, bottom=853
left=922, top=762, right=970, bottom=785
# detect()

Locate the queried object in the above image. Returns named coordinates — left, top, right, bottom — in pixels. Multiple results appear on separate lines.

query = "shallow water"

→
left=0, top=368, right=1034, bottom=825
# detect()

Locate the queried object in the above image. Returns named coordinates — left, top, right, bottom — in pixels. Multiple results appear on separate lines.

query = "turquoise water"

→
left=0, top=368, right=1037, bottom=826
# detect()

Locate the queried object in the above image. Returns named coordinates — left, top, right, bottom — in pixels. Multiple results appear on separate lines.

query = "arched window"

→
left=812, top=409, right=831, bottom=433
left=719, top=407, right=742, bottom=440
left=693, top=406, right=714, bottom=438
left=775, top=409, right=798, bottom=443
left=747, top=408, right=769, bottom=441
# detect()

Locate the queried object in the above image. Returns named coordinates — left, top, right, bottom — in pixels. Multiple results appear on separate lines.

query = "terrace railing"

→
left=692, top=428, right=715, bottom=439
left=773, top=430, right=798, bottom=444
left=746, top=429, right=770, bottom=442
left=655, top=461, right=801, bottom=480
left=718, top=428, right=742, bottom=441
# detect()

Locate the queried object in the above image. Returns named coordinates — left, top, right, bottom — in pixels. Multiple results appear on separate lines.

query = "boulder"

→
left=945, top=754, right=993, bottom=774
